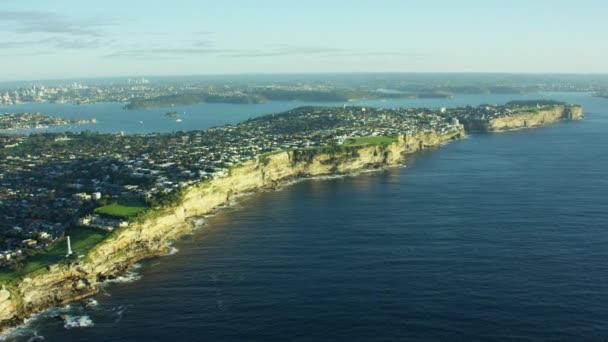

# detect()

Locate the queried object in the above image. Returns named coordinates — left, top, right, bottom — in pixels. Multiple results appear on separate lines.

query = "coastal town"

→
left=0, top=102, right=577, bottom=270
left=0, top=112, right=96, bottom=130
left=1, top=79, right=154, bottom=105
left=0, top=81, right=448, bottom=109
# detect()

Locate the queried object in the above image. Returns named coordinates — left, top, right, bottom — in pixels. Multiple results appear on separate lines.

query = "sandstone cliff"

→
left=460, top=105, right=583, bottom=132
left=0, top=130, right=464, bottom=331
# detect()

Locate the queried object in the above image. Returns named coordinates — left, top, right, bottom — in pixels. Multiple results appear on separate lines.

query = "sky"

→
left=0, top=0, right=606, bottom=80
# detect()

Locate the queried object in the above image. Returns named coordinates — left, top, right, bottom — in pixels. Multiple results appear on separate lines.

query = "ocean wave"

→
left=112, top=306, right=127, bottom=323
left=25, top=332, right=45, bottom=342
left=0, top=304, right=79, bottom=341
left=189, top=217, right=206, bottom=228
left=218, top=199, right=243, bottom=209
left=166, top=246, right=179, bottom=255
left=106, top=263, right=142, bottom=284
left=85, top=298, right=98, bottom=308
left=63, top=315, right=94, bottom=329
left=0, top=327, right=45, bottom=342
left=0, top=306, right=70, bottom=341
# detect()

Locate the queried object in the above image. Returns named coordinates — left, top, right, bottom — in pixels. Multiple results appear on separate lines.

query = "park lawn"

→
left=0, top=227, right=108, bottom=285
left=94, top=202, right=147, bottom=219
left=343, top=136, right=397, bottom=147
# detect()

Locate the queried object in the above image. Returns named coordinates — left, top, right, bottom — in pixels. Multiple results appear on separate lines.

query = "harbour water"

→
left=3, top=93, right=608, bottom=341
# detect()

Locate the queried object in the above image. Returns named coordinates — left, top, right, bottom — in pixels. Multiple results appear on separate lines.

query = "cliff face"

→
left=0, top=130, right=464, bottom=331
left=461, top=105, right=583, bottom=132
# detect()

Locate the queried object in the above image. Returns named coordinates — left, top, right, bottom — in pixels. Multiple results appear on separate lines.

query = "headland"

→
left=0, top=102, right=582, bottom=331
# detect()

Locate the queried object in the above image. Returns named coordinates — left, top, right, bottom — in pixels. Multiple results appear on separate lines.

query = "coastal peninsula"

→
left=0, top=102, right=583, bottom=331
left=0, top=113, right=96, bottom=130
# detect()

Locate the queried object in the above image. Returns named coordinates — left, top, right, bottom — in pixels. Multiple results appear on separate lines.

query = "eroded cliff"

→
left=460, top=105, right=583, bottom=132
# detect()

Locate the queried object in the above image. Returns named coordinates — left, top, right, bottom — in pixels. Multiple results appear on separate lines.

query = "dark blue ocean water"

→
left=3, top=93, right=608, bottom=341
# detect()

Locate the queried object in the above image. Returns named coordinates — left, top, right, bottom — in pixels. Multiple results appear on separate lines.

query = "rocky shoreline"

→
left=458, top=105, right=583, bottom=132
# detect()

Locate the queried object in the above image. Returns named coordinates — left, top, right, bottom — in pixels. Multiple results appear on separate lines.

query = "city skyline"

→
left=0, top=0, right=607, bottom=81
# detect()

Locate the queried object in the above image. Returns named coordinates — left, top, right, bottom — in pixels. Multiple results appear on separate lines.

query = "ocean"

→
left=2, top=92, right=608, bottom=341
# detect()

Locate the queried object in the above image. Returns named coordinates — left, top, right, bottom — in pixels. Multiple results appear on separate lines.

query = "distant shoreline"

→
left=122, top=91, right=452, bottom=110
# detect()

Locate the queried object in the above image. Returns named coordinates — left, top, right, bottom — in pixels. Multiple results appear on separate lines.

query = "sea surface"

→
left=3, top=93, right=608, bottom=341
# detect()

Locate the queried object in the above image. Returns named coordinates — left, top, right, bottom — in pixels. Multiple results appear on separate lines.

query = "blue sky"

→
left=0, top=0, right=606, bottom=80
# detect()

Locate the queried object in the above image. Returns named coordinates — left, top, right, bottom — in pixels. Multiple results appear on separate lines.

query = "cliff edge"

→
left=459, top=105, right=583, bottom=132
left=0, top=130, right=463, bottom=331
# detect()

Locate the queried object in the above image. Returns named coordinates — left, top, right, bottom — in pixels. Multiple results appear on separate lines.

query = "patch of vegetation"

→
left=0, top=227, right=109, bottom=285
left=94, top=198, right=148, bottom=219
left=342, top=136, right=397, bottom=147
left=287, top=136, right=395, bottom=164
left=258, top=150, right=285, bottom=165
left=130, top=187, right=190, bottom=224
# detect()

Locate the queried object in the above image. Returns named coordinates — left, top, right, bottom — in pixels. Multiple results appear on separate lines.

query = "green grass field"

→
left=0, top=227, right=109, bottom=285
left=94, top=202, right=147, bottom=219
left=342, top=136, right=397, bottom=147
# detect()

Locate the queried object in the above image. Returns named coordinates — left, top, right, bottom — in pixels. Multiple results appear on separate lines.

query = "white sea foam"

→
left=0, top=298, right=96, bottom=338
left=85, top=298, right=98, bottom=308
left=190, top=217, right=206, bottom=228
left=0, top=307, right=64, bottom=341
left=106, top=263, right=142, bottom=284
left=63, top=315, right=94, bottom=329
left=166, top=246, right=179, bottom=255
left=0, top=327, right=45, bottom=342
left=108, top=272, right=141, bottom=284
left=25, top=331, right=45, bottom=341
left=112, top=306, right=127, bottom=323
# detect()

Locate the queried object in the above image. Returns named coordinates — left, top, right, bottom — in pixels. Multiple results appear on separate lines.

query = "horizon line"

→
left=2, top=71, right=608, bottom=84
